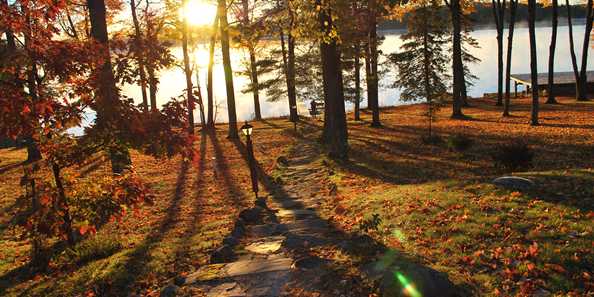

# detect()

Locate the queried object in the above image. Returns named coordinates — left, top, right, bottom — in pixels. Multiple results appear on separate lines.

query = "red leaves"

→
left=79, top=224, right=97, bottom=236
left=21, top=105, right=31, bottom=115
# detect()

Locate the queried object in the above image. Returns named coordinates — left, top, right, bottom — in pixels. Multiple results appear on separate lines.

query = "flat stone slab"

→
left=225, top=257, right=293, bottom=277
left=493, top=176, right=535, bottom=191
left=244, top=237, right=284, bottom=254
left=276, top=209, right=317, bottom=219
left=246, top=224, right=281, bottom=237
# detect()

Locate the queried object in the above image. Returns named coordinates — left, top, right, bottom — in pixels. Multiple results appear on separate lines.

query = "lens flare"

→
left=395, top=272, right=422, bottom=297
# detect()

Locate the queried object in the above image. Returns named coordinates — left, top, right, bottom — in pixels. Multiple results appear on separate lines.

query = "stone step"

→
left=244, top=236, right=285, bottom=255
left=183, top=257, right=293, bottom=285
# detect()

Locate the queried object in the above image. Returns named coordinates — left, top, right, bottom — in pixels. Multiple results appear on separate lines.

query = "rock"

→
left=160, top=285, right=179, bottom=297
left=493, top=176, right=535, bottom=191
left=255, top=197, right=268, bottom=209
left=210, top=244, right=235, bottom=264
left=245, top=237, right=284, bottom=254
left=173, top=275, right=186, bottom=286
left=292, top=256, right=328, bottom=270
left=277, top=156, right=289, bottom=167
left=222, top=235, right=239, bottom=247
left=225, top=257, right=293, bottom=277
left=239, top=206, right=263, bottom=224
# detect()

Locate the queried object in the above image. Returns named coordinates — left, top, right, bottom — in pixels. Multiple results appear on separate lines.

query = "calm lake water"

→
left=76, top=23, right=594, bottom=131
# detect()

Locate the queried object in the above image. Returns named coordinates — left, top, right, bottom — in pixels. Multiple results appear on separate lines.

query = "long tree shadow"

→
left=230, top=138, right=470, bottom=296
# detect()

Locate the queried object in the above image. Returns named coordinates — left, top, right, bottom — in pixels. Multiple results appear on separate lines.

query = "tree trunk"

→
left=286, top=1, right=299, bottom=122
left=503, top=0, right=517, bottom=116
left=367, top=0, right=381, bottom=127
left=196, top=71, right=206, bottom=126
left=492, top=0, right=505, bottom=106
left=242, top=0, right=262, bottom=120
left=87, top=0, right=131, bottom=174
left=422, top=9, right=433, bottom=138
left=578, top=0, right=593, bottom=101
left=207, top=15, right=219, bottom=128
left=354, top=43, right=361, bottom=121
left=219, top=0, right=238, bottom=138
left=566, top=0, right=581, bottom=100
left=528, top=0, right=539, bottom=126
left=22, top=18, right=42, bottom=164
left=147, top=65, right=158, bottom=111
left=130, top=0, right=149, bottom=112
left=279, top=29, right=294, bottom=121
left=51, top=162, right=74, bottom=245
left=546, top=0, right=559, bottom=104
left=318, top=0, right=348, bottom=159
left=181, top=0, right=195, bottom=135
left=450, top=0, right=465, bottom=118
left=247, top=47, right=262, bottom=120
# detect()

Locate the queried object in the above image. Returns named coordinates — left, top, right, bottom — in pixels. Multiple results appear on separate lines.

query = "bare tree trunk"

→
left=147, top=66, right=158, bottom=111
left=181, top=0, right=195, bottom=134
left=219, top=0, right=238, bottom=138
left=242, top=0, right=262, bottom=120
left=449, top=0, right=465, bottom=118
left=566, top=0, right=581, bottom=100
left=287, top=1, right=299, bottom=122
left=196, top=70, right=206, bottom=126
left=354, top=43, right=361, bottom=121
left=503, top=0, right=517, bottom=116
left=368, top=0, right=381, bottom=127
left=51, top=162, right=74, bottom=245
left=492, top=0, right=506, bottom=106
left=207, top=15, right=219, bottom=128
left=87, top=0, right=131, bottom=174
left=578, top=0, right=593, bottom=101
left=318, top=0, right=348, bottom=159
left=280, top=29, right=296, bottom=122
left=528, top=0, right=539, bottom=126
left=130, top=0, right=149, bottom=112
left=546, top=0, right=559, bottom=104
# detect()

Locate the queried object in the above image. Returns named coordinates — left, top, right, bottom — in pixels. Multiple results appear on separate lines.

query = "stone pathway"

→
left=164, top=139, right=458, bottom=297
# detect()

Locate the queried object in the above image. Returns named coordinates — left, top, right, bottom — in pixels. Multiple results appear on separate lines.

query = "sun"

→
left=181, top=0, right=217, bottom=26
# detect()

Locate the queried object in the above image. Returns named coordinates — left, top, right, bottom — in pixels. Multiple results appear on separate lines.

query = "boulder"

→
left=239, top=206, right=263, bottom=224
left=210, top=244, right=235, bottom=264
left=493, top=176, right=535, bottom=191
left=160, top=285, right=179, bottom=297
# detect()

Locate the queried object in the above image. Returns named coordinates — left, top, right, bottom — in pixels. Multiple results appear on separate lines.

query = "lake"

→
left=97, top=23, right=594, bottom=128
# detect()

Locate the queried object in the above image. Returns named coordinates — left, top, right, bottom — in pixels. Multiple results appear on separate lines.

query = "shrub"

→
left=492, top=140, right=534, bottom=171
left=58, top=234, right=123, bottom=266
left=421, top=134, right=443, bottom=145
left=359, top=213, right=382, bottom=234
left=447, top=134, right=474, bottom=152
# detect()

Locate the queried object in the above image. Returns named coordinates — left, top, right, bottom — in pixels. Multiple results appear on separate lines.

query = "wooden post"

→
left=514, top=81, right=518, bottom=98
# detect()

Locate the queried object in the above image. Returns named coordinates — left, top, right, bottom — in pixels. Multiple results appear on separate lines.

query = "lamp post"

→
left=241, top=121, right=259, bottom=198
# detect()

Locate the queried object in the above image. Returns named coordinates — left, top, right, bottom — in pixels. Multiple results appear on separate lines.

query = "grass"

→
left=312, top=97, right=593, bottom=296
left=0, top=122, right=296, bottom=296
left=0, top=96, right=592, bottom=296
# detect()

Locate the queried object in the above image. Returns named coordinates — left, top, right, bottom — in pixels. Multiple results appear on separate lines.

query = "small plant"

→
left=447, top=134, right=474, bottom=152
left=359, top=213, right=382, bottom=234
left=57, top=234, right=123, bottom=266
left=492, top=140, right=534, bottom=171
left=421, top=134, right=443, bottom=145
